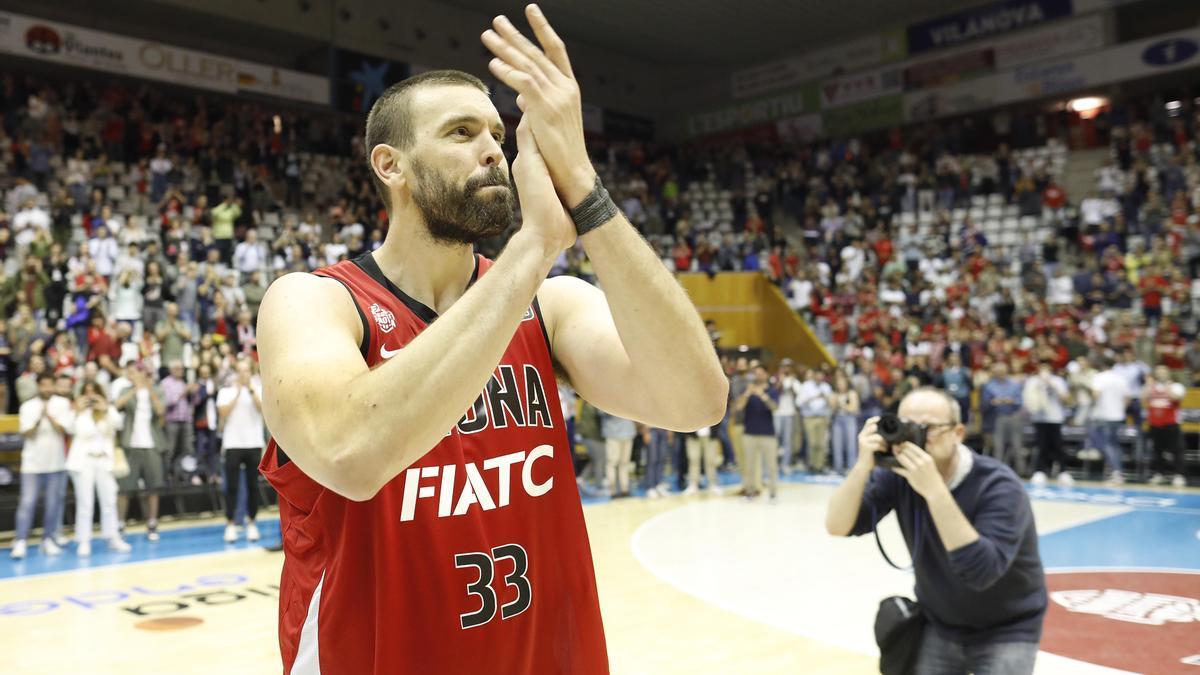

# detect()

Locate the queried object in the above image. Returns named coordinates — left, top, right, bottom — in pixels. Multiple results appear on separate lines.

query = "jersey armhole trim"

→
left=320, top=275, right=370, bottom=361
left=532, top=295, right=551, bottom=358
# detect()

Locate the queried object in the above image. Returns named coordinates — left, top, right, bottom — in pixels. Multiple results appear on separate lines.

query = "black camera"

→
left=874, top=414, right=927, bottom=469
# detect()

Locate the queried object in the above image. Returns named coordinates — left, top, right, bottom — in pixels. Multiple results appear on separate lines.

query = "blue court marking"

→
left=1038, top=509, right=1200, bottom=570
left=787, top=473, right=1200, bottom=512
left=0, top=520, right=282, bottom=581
left=1, top=473, right=1196, bottom=581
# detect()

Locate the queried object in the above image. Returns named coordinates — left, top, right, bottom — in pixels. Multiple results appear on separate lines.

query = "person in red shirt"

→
left=1142, top=366, right=1187, bottom=487
left=1138, top=266, right=1168, bottom=326
left=1155, top=329, right=1186, bottom=371
left=873, top=236, right=894, bottom=266
left=1042, top=179, right=1067, bottom=211
left=86, top=315, right=122, bottom=378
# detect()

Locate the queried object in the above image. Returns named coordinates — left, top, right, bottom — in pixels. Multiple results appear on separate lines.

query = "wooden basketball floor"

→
left=2, top=475, right=1198, bottom=674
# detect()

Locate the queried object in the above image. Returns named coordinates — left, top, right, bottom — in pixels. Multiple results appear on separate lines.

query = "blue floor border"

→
left=1, top=472, right=1196, bottom=581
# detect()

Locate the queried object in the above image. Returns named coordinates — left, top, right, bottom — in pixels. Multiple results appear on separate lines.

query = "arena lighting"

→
left=1067, top=96, right=1106, bottom=117
left=1167, top=100, right=1183, bottom=110
left=737, top=345, right=749, bottom=352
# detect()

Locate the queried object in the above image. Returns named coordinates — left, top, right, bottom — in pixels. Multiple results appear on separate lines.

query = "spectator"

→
left=233, top=228, right=269, bottom=277
left=193, top=362, right=221, bottom=483
left=1143, top=365, right=1187, bottom=488
left=1113, top=347, right=1150, bottom=455
left=15, top=354, right=47, bottom=405
left=798, top=368, right=833, bottom=474
left=642, top=426, right=671, bottom=498
left=160, top=360, right=196, bottom=484
left=981, top=361, right=1024, bottom=472
left=1091, top=357, right=1132, bottom=485
left=115, top=363, right=167, bottom=541
left=1023, top=359, right=1073, bottom=488
left=230, top=309, right=257, bottom=356
left=683, top=422, right=722, bottom=495
left=576, top=399, right=606, bottom=495
left=773, top=359, right=801, bottom=473
left=12, top=198, right=50, bottom=253
left=67, top=381, right=131, bottom=556
left=829, top=371, right=860, bottom=474
left=938, top=353, right=973, bottom=425
left=601, top=410, right=637, bottom=499
left=148, top=146, right=172, bottom=202
left=142, top=261, right=167, bottom=336
left=86, top=225, right=119, bottom=278
left=217, top=358, right=265, bottom=543
left=735, top=365, right=779, bottom=502
left=12, top=373, right=73, bottom=559
left=242, top=270, right=269, bottom=320
left=210, top=196, right=242, bottom=263
left=108, top=269, right=144, bottom=337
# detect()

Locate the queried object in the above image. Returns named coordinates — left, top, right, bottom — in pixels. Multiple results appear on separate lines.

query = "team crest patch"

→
left=370, top=303, right=396, bottom=333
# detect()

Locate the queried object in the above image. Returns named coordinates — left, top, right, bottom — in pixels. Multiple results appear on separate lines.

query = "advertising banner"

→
left=0, top=11, right=328, bottom=105
left=907, top=0, right=1074, bottom=55
left=820, top=66, right=903, bottom=109
left=903, top=47, right=996, bottom=90
left=731, top=29, right=905, bottom=99
left=774, top=113, right=824, bottom=144
left=686, top=84, right=819, bottom=136
left=992, top=13, right=1104, bottom=69
left=822, top=95, right=904, bottom=137
left=904, top=27, right=1200, bottom=122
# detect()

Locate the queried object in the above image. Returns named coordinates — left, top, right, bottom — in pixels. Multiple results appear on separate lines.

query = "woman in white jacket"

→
left=68, top=382, right=131, bottom=556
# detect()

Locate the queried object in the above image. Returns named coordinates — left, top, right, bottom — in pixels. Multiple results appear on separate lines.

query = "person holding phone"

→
left=67, top=382, right=131, bottom=556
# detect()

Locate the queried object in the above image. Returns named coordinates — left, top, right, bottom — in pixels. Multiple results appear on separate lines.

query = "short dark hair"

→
left=364, top=69, right=489, bottom=212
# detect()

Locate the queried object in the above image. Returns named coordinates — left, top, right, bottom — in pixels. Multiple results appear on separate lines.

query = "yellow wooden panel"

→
left=0, top=415, right=16, bottom=434
left=677, top=272, right=832, bottom=368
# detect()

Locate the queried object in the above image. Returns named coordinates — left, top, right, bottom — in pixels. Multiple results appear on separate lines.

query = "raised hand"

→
left=481, top=4, right=596, bottom=208
left=510, top=116, right=576, bottom=257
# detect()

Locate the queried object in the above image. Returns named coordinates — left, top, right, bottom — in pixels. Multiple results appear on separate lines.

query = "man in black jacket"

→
left=825, top=387, right=1045, bottom=674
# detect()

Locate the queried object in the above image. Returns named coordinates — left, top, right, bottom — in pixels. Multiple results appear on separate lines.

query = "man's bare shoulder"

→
left=258, top=272, right=361, bottom=336
left=538, top=274, right=600, bottom=308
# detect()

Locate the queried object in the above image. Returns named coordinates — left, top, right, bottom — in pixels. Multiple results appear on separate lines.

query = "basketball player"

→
left=256, top=5, right=727, bottom=673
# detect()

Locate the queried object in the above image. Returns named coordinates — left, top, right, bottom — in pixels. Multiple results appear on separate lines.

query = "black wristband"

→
left=568, top=175, right=619, bottom=236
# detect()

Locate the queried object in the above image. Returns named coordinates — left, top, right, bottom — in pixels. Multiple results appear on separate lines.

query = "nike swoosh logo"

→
left=380, top=345, right=402, bottom=360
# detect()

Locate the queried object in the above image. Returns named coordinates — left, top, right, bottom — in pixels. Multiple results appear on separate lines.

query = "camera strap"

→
left=871, top=502, right=925, bottom=572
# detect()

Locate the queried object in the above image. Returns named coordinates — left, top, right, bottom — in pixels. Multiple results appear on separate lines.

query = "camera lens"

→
left=878, top=416, right=899, bottom=434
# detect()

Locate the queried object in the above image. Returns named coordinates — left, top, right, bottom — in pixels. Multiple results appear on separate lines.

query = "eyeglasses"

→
left=923, top=422, right=959, bottom=436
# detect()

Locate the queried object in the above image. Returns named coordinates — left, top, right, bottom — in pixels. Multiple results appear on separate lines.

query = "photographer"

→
left=825, top=388, right=1045, bottom=674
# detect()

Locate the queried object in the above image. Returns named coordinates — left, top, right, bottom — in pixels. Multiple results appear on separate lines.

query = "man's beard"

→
left=410, top=160, right=514, bottom=246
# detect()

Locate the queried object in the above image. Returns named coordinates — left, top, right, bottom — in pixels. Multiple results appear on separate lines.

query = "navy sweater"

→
left=851, top=452, right=1047, bottom=645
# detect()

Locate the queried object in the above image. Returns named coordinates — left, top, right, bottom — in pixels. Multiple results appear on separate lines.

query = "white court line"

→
left=1044, top=566, right=1200, bottom=575
left=1036, top=505, right=1133, bottom=535
left=0, top=544, right=276, bottom=582
left=628, top=494, right=1154, bottom=674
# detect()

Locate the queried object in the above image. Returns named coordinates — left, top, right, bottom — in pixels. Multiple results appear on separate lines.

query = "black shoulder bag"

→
left=871, top=503, right=927, bottom=675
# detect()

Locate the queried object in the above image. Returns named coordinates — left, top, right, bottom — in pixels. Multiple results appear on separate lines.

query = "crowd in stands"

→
left=3, top=70, right=1198, bottom=556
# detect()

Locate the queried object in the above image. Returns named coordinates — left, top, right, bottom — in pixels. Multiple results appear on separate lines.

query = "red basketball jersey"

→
left=260, top=252, right=608, bottom=674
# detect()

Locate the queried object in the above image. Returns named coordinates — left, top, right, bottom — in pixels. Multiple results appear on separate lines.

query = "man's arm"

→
left=537, top=235, right=727, bottom=431
left=481, top=7, right=726, bottom=431
left=892, top=443, right=980, bottom=552
left=259, top=119, right=574, bottom=501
